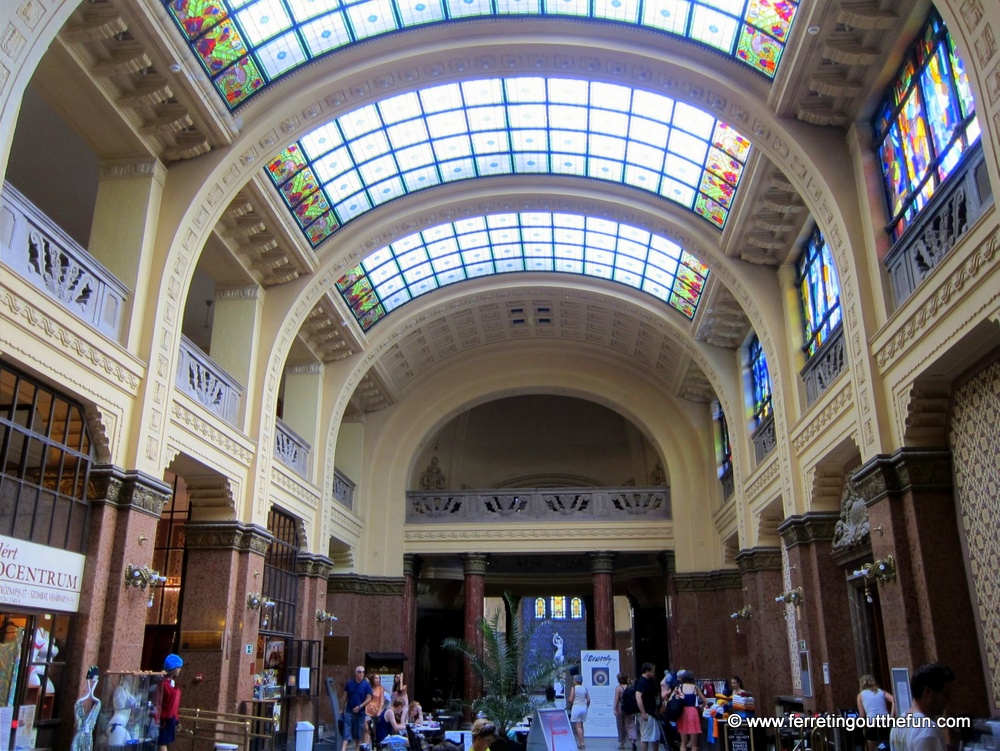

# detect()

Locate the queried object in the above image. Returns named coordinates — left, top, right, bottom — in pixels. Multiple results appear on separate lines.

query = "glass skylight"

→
left=164, top=0, right=800, bottom=108
left=334, top=211, right=710, bottom=329
left=265, top=77, right=752, bottom=246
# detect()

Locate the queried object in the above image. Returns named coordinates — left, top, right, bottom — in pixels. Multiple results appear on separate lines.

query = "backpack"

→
left=622, top=686, right=639, bottom=715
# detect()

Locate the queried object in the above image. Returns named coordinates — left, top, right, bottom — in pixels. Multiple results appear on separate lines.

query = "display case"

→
left=94, top=671, right=164, bottom=750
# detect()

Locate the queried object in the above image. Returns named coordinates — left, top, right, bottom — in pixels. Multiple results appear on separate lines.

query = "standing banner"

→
left=580, top=650, right=619, bottom=738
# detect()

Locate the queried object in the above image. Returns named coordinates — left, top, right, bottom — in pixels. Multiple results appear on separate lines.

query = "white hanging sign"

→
left=0, top=535, right=86, bottom=612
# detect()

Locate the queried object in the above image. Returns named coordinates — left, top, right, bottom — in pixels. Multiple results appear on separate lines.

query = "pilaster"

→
left=461, top=553, right=488, bottom=707
left=589, top=552, right=616, bottom=651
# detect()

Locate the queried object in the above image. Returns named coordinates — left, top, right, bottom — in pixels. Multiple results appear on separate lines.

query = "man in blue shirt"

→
left=341, top=666, right=374, bottom=751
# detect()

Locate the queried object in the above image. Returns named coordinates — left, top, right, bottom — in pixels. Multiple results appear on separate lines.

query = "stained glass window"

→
left=873, top=9, right=979, bottom=241
left=748, top=333, right=771, bottom=426
left=570, top=598, right=583, bottom=619
left=267, top=77, right=751, bottom=248
left=335, top=211, right=710, bottom=330
left=715, top=404, right=732, bottom=478
left=796, top=224, right=842, bottom=358
left=551, top=596, right=567, bottom=619
left=535, top=598, right=546, bottom=619
left=164, top=0, right=800, bottom=109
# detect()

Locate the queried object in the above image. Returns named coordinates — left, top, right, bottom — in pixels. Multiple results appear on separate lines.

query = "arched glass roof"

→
left=265, top=77, right=753, bottom=247
left=335, top=211, right=710, bottom=329
left=164, top=0, right=801, bottom=108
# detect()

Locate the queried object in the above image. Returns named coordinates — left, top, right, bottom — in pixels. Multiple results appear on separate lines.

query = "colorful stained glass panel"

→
left=551, top=596, right=566, bottom=619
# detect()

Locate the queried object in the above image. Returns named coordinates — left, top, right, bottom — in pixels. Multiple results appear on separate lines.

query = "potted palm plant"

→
left=443, top=592, right=571, bottom=749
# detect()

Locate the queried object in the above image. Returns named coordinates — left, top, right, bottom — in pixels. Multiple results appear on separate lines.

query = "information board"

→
left=527, top=708, right=576, bottom=751
left=580, top=650, right=619, bottom=738
left=724, top=722, right=755, bottom=751
left=891, top=668, right=912, bottom=716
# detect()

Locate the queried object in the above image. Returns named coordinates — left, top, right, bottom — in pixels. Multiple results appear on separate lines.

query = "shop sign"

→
left=0, top=535, right=85, bottom=612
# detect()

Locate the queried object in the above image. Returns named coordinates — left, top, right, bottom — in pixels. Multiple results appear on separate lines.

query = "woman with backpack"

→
left=615, top=674, right=639, bottom=751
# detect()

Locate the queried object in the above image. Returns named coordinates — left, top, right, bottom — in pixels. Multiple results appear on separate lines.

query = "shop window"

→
left=0, top=363, right=94, bottom=553
left=797, top=225, right=842, bottom=358
left=874, top=7, right=979, bottom=241
left=748, top=335, right=772, bottom=427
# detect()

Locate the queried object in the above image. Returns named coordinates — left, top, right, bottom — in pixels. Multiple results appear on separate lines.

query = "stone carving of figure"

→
left=553, top=632, right=565, bottom=664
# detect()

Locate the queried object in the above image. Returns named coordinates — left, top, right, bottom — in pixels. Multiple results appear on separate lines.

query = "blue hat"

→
left=164, top=654, right=183, bottom=671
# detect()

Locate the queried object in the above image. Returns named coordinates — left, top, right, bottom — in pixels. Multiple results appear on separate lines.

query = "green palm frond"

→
left=442, top=591, right=573, bottom=737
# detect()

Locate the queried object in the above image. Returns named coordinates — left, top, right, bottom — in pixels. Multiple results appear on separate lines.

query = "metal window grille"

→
left=262, top=508, right=300, bottom=635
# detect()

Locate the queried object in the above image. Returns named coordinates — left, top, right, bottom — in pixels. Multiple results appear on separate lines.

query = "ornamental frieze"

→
left=297, top=553, right=335, bottom=578
left=852, top=450, right=953, bottom=505
left=89, top=465, right=171, bottom=518
left=735, top=547, right=783, bottom=574
left=777, top=512, right=840, bottom=549
left=672, top=570, right=743, bottom=591
left=184, top=521, right=273, bottom=555
left=327, top=575, right=405, bottom=596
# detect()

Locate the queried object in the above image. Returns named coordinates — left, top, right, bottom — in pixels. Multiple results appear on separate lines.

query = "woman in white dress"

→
left=568, top=675, right=590, bottom=750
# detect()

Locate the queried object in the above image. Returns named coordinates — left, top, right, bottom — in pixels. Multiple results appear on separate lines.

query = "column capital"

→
left=777, top=512, right=840, bottom=549
left=852, top=449, right=953, bottom=506
left=403, top=554, right=424, bottom=578
left=657, top=550, right=676, bottom=575
left=735, top=546, right=783, bottom=573
left=89, top=465, right=172, bottom=518
left=297, top=552, right=335, bottom=578
left=672, top=570, right=743, bottom=591
left=589, top=551, right=616, bottom=574
left=460, top=553, right=489, bottom=576
left=184, top=521, right=273, bottom=555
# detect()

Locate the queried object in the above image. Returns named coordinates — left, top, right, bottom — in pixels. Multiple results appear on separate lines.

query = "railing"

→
left=0, top=181, right=128, bottom=340
left=720, top=468, right=735, bottom=501
left=176, top=336, right=243, bottom=425
left=752, top=415, right=776, bottom=464
left=800, top=325, right=846, bottom=407
left=274, top=418, right=310, bottom=477
left=177, top=706, right=275, bottom=751
left=333, top=468, right=355, bottom=511
left=405, top=486, right=671, bottom=523
left=884, top=140, right=993, bottom=308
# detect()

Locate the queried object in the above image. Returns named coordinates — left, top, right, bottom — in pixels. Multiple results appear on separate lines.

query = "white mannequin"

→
left=27, top=627, right=57, bottom=693
left=106, top=676, right=136, bottom=745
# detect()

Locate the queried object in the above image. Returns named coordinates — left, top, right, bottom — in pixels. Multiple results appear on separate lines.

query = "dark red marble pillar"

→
left=461, top=553, right=488, bottom=704
left=402, top=554, right=422, bottom=695
left=853, top=450, right=988, bottom=717
left=590, top=552, right=616, bottom=650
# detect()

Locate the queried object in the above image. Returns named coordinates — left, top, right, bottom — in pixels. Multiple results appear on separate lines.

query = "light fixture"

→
left=203, top=300, right=213, bottom=332
left=247, top=593, right=265, bottom=611
left=730, top=605, right=752, bottom=633
left=316, top=610, right=338, bottom=636
left=260, top=598, right=276, bottom=628
left=775, top=587, right=804, bottom=607
left=854, top=555, right=896, bottom=604
left=124, top=564, right=166, bottom=607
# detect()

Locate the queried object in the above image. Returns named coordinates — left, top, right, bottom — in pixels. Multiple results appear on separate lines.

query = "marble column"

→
left=181, top=520, right=273, bottom=715
left=590, top=552, right=616, bottom=651
left=735, top=547, right=791, bottom=715
left=287, top=553, right=335, bottom=729
left=670, top=570, right=743, bottom=678
left=461, top=554, right=488, bottom=705
left=778, top=513, right=853, bottom=713
left=402, top=554, right=423, bottom=695
left=854, top=450, right=988, bottom=716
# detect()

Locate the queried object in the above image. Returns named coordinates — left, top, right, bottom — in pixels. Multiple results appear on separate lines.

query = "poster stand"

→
left=527, top=709, right=576, bottom=751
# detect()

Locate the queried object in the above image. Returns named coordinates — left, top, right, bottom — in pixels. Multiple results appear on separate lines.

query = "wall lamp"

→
left=853, top=555, right=896, bottom=603
left=316, top=610, right=338, bottom=636
left=775, top=587, right=804, bottom=607
left=124, top=564, right=166, bottom=607
left=730, top=605, right=752, bottom=633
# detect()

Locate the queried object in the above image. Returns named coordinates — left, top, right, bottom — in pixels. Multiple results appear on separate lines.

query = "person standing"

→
left=857, top=674, right=895, bottom=751
left=614, top=673, right=631, bottom=751
left=635, top=663, right=661, bottom=751
left=569, top=675, right=591, bottom=749
left=672, top=670, right=708, bottom=751
left=341, top=666, right=373, bottom=751
left=158, top=654, right=184, bottom=751
left=890, top=664, right=955, bottom=751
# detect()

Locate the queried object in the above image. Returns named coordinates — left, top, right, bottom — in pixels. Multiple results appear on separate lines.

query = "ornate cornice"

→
left=286, top=363, right=323, bottom=375
left=589, top=551, right=616, bottom=574
left=216, top=285, right=261, bottom=300
left=327, top=575, right=405, bottom=596
left=89, top=465, right=171, bottom=518
left=184, top=521, right=273, bottom=555
left=460, top=553, right=489, bottom=576
left=169, top=402, right=254, bottom=464
left=791, top=380, right=854, bottom=454
left=271, top=465, right=320, bottom=509
left=777, top=512, right=840, bottom=549
left=402, top=554, right=423, bottom=578
left=735, top=546, right=783, bottom=574
left=672, top=569, right=743, bottom=592
left=745, top=455, right=781, bottom=501
left=658, top=550, right=676, bottom=575
left=713, top=498, right=737, bottom=534
left=852, top=449, right=953, bottom=506
left=99, top=158, right=164, bottom=182
left=875, top=229, right=999, bottom=372
left=405, top=524, right=673, bottom=542
left=297, top=552, right=335, bottom=578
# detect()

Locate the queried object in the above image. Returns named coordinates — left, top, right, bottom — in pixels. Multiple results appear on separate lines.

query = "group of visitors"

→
left=341, top=667, right=425, bottom=751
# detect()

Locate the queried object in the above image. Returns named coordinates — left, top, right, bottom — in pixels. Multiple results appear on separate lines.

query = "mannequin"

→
left=106, top=675, right=136, bottom=746
left=71, top=667, right=101, bottom=751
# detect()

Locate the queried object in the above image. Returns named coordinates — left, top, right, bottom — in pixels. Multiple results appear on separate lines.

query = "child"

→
left=159, top=654, right=184, bottom=751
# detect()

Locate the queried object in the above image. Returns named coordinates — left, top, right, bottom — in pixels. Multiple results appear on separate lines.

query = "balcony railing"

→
left=333, top=468, right=355, bottom=511
left=752, top=415, right=776, bottom=464
left=176, top=336, right=243, bottom=425
left=885, top=140, right=993, bottom=308
left=1, top=182, right=128, bottom=340
left=800, top=325, right=846, bottom=407
left=274, top=419, right=310, bottom=477
left=405, top=486, right=671, bottom=523
left=720, top=468, right=735, bottom=501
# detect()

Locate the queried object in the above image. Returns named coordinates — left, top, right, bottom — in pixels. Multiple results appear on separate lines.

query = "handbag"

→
left=663, top=694, right=684, bottom=722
